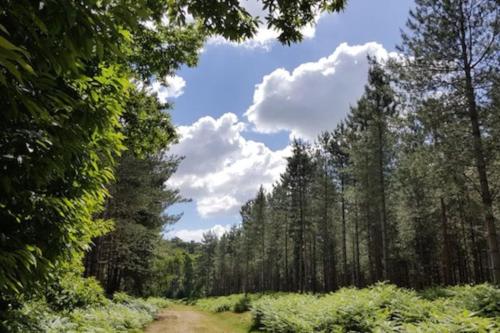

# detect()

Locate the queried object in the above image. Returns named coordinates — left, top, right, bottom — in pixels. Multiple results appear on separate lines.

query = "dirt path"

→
left=144, top=305, right=252, bottom=333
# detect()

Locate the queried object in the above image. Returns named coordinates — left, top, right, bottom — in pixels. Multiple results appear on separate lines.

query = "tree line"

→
left=159, top=0, right=500, bottom=297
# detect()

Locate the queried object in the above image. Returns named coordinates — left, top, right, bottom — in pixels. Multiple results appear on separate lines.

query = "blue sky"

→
left=160, top=0, right=414, bottom=242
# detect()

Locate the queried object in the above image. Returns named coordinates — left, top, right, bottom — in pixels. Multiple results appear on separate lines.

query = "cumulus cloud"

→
left=167, top=113, right=289, bottom=218
left=245, top=42, right=396, bottom=138
left=145, top=75, right=186, bottom=104
left=169, top=224, right=232, bottom=242
left=207, top=0, right=318, bottom=49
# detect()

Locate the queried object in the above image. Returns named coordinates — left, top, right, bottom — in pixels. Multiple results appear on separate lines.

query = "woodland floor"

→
left=144, top=304, right=253, bottom=333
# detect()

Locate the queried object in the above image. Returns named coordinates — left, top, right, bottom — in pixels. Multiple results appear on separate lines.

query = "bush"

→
left=1, top=293, right=171, bottom=332
left=46, top=274, right=109, bottom=311
left=195, top=293, right=262, bottom=313
left=418, top=286, right=454, bottom=301
left=195, top=294, right=244, bottom=312
left=145, top=297, right=173, bottom=309
left=445, top=284, right=500, bottom=318
left=234, top=294, right=252, bottom=313
left=419, top=284, right=500, bottom=317
left=69, top=301, right=155, bottom=332
left=250, top=284, right=500, bottom=333
left=0, top=300, right=64, bottom=333
left=113, top=292, right=135, bottom=304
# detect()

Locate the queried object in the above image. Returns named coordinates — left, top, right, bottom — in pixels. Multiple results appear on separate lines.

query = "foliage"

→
left=195, top=294, right=262, bottom=313
left=144, top=239, right=201, bottom=299
left=83, top=152, right=182, bottom=295
left=189, top=285, right=500, bottom=331
left=420, top=284, right=500, bottom=318
left=120, top=89, right=177, bottom=158
left=234, top=294, right=253, bottom=313
left=396, top=0, right=500, bottom=283
left=113, top=292, right=171, bottom=314
left=1, top=290, right=171, bottom=333
left=45, top=273, right=109, bottom=311
left=249, top=284, right=500, bottom=332
left=1, top=0, right=347, bottom=300
left=0, top=0, right=197, bottom=298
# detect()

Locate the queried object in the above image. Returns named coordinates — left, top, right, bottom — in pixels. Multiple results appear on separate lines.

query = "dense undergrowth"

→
left=195, top=293, right=262, bottom=313
left=194, top=284, right=500, bottom=332
left=1, top=274, right=171, bottom=332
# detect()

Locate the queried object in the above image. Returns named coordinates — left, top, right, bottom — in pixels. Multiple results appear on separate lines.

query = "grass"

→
left=145, top=304, right=254, bottom=333
left=194, top=306, right=254, bottom=332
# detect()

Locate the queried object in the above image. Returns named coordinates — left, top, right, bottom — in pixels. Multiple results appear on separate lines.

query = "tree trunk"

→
left=341, top=175, right=348, bottom=285
left=458, top=197, right=471, bottom=283
left=284, top=215, right=289, bottom=291
left=354, top=199, right=361, bottom=287
left=299, top=189, right=305, bottom=292
left=440, top=197, right=453, bottom=285
left=261, top=221, right=265, bottom=292
left=377, top=119, right=389, bottom=281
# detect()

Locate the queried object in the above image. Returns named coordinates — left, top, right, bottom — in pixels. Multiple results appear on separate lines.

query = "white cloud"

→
left=169, top=224, right=232, bottom=242
left=168, top=113, right=289, bottom=218
left=207, top=24, right=317, bottom=50
left=206, top=0, right=320, bottom=50
left=245, top=42, right=396, bottom=139
left=146, top=75, right=186, bottom=104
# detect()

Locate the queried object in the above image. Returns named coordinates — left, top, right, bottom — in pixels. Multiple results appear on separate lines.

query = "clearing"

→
left=144, top=304, right=253, bottom=333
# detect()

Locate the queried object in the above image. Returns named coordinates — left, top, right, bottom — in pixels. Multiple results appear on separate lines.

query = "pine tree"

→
left=399, top=0, right=500, bottom=283
left=314, top=133, right=338, bottom=291
left=84, top=152, right=183, bottom=294
left=330, top=124, right=350, bottom=285
left=282, top=140, right=315, bottom=292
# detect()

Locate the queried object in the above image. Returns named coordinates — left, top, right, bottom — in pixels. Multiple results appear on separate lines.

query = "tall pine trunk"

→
left=440, top=197, right=453, bottom=285
left=377, top=116, right=389, bottom=281
left=341, top=175, right=348, bottom=285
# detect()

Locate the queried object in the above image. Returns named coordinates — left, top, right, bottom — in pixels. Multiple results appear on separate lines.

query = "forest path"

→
left=144, top=304, right=253, bottom=333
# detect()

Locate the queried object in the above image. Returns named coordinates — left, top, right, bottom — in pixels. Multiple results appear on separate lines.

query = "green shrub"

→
left=69, top=302, right=155, bottom=332
left=1, top=293, right=171, bottom=332
left=418, top=286, right=454, bottom=301
left=145, top=297, right=172, bottom=310
left=234, top=294, right=252, bottom=313
left=250, top=284, right=500, bottom=333
left=445, top=284, right=500, bottom=317
left=419, top=284, right=500, bottom=318
left=0, top=299, right=63, bottom=333
left=46, top=274, right=109, bottom=311
left=196, top=294, right=244, bottom=312
left=195, top=293, right=262, bottom=313
left=113, top=291, right=135, bottom=304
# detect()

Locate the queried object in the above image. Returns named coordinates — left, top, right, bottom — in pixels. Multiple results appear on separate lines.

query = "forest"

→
left=171, top=57, right=500, bottom=295
left=1, top=0, right=499, bottom=332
